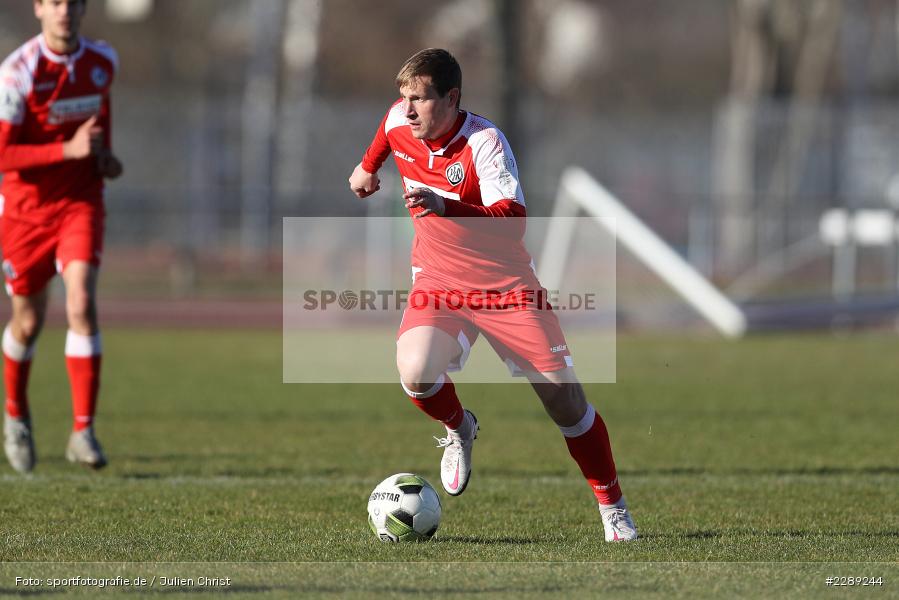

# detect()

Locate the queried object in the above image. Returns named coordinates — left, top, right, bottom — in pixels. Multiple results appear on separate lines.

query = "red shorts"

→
left=397, top=275, right=573, bottom=376
left=1, top=202, right=104, bottom=297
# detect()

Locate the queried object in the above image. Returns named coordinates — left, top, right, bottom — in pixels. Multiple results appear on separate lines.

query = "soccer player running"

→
left=0, top=0, right=121, bottom=473
left=349, top=49, right=637, bottom=541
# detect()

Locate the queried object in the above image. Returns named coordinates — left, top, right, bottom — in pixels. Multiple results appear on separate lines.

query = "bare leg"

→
left=527, top=367, right=623, bottom=508
left=396, top=326, right=461, bottom=393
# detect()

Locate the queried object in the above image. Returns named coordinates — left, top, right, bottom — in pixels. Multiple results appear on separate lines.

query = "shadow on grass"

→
left=114, top=463, right=305, bottom=480
left=650, top=529, right=899, bottom=540
left=753, top=466, right=899, bottom=476
left=684, top=530, right=721, bottom=539
left=117, top=454, right=198, bottom=463
left=760, top=529, right=899, bottom=539
left=479, top=468, right=571, bottom=478
left=436, top=535, right=538, bottom=545
left=621, top=467, right=706, bottom=477
left=621, top=465, right=899, bottom=477
left=434, top=465, right=899, bottom=480
left=119, top=472, right=167, bottom=480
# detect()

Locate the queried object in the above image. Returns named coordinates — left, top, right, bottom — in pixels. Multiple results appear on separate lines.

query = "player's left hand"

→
left=96, top=151, right=123, bottom=179
left=404, top=187, right=445, bottom=218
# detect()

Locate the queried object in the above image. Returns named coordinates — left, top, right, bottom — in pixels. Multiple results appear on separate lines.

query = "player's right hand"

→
left=62, top=115, right=103, bottom=160
left=349, top=162, right=380, bottom=198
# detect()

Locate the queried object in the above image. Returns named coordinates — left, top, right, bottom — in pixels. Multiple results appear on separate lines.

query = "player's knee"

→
left=538, top=382, right=587, bottom=421
left=558, top=382, right=586, bottom=409
left=65, top=291, right=96, bottom=323
left=14, top=312, right=44, bottom=342
left=568, top=382, right=587, bottom=406
left=396, top=354, right=440, bottom=393
left=547, top=381, right=584, bottom=403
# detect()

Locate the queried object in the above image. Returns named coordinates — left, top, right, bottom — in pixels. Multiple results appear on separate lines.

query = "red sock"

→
left=65, top=331, right=102, bottom=431
left=3, top=325, right=34, bottom=419
left=66, top=356, right=101, bottom=431
left=562, top=404, right=623, bottom=505
left=404, top=374, right=464, bottom=430
left=4, top=356, right=32, bottom=419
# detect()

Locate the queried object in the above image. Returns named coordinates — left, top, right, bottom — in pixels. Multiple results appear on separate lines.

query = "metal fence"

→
left=97, top=91, right=899, bottom=302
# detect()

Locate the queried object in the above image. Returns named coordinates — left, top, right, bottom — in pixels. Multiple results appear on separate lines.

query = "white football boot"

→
left=435, top=409, right=478, bottom=496
left=4, top=415, right=36, bottom=474
left=66, top=427, right=107, bottom=469
left=599, top=497, right=638, bottom=542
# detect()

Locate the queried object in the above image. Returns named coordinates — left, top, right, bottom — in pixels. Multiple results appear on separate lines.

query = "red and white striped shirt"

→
left=0, top=34, right=117, bottom=222
left=362, top=101, right=535, bottom=289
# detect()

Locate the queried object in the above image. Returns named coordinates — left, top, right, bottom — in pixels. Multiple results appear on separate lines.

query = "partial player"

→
left=348, top=49, right=637, bottom=541
left=0, top=0, right=123, bottom=472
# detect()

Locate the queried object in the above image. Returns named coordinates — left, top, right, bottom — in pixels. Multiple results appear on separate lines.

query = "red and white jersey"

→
left=362, top=100, right=535, bottom=290
left=0, top=35, right=117, bottom=222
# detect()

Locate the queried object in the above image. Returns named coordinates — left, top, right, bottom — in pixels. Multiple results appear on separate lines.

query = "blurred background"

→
left=2, top=0, right=899, bottom=333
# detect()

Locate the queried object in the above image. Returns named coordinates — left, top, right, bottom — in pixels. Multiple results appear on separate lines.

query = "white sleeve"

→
left=0, top=67, right=26, bottom=125
left=107, top=45, right=120, bottom=77
left=470, top=127, right=525, bottom=207
left=92, top=41, right=119, bottom=77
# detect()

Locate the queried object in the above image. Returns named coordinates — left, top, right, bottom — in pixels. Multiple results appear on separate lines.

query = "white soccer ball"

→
left=367, top=473, right=442, bottom=542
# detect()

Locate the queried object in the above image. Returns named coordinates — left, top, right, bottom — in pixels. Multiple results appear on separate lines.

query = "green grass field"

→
left=0, top=329, right=896, bottom=598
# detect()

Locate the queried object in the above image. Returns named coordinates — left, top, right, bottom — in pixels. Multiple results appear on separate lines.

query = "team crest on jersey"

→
left=91, top=66, right=109, bottom=88
left=445, top=162, right=465, bottom=186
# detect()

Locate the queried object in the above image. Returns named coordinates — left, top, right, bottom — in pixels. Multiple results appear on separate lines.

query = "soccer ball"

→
left=367, top=473, right=441, bottom=542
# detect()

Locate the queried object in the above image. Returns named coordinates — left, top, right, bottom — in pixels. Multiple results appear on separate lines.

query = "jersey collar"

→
left=422, top=111, right=468, bottom=155
left=38, top=34, right=85, bottom=64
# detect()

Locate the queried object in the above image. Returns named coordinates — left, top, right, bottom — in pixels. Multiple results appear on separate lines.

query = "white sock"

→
left=401, top=374, right=445, bottom=399
left=448, top=409, right=473, bottom=439
left=558, top=404, right=596, bottom=438
left=65, top=330, right=102, bottom=357
left=3, top=325, right=35, bottom=361
left=599, top=496, right=627, bottom=510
